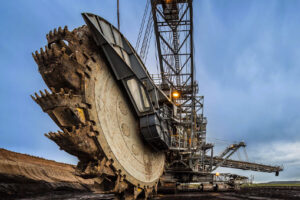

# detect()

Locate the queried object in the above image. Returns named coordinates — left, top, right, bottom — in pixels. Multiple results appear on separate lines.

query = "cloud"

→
left=249, top=141, right=300, bottom=166
left=215, top=141, right=300, bottom=182
left=194, top=0, right=300, bottom=147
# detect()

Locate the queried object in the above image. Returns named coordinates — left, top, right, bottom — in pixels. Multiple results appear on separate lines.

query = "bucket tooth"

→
left=63, top=128, right=71, bottom=136
left=44, top=89, right=50, bottom=96
left=86, top=121, right=92, bottom=126
left=34, top=50, right=41, bottom=65
left=34, top=92, right=40, bottom=99
left=35, top=50, right=40, bottom=58
left=32, top=53, right=38, bottom=63
left=50, top=87, right=56, bottom=93
left=49, top=30, right=53, bottom=39
left=113, top=174, right=128, bottom=193
left=45, top=45, right=49, bottom=53
left=46, top=132, right=56, bottom=140
left=43, top=46, right=48, bottom=60
left=105, top=159, right=112, bottom=167
left=144, top=187, right=153, bottom=199
left=49, top=132, right=56, bottom=138
left=30, top=95, right=37, bottom=102
left=134, top=187, right=143, bottom=200
left=44, top=133, right=50, bottom=139
left=40, top=47, right=44, bottom=56
left=39, top=90, right=45, bottom=97
left=87, top=131, right=95, bottom=137
left=63, top=26, right=69, bottom=34
left=49, top=132, right=61, bottom=143
left=58, top=130, right=64, bottom=137
left=58, top=26, right=62, bottom=34
left=53, top=28, right=57, bottom=36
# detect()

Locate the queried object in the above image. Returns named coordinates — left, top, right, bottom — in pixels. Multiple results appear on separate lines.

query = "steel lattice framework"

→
left=151, top=0, right=206, bottom=152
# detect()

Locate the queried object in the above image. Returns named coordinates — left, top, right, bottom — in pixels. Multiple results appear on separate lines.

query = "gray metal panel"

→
left=82, top=12, right=171, bottom=151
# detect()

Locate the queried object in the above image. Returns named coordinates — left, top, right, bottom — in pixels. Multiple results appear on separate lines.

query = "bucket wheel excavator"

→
left=31, top=0, right=282, bottom=199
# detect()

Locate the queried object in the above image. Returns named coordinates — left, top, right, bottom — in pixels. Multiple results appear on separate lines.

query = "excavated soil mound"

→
left=0, top=148, right=94, bottom=199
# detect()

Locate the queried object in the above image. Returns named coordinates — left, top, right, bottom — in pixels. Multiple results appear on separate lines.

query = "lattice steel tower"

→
left=151, top=0, right=206, bottom=154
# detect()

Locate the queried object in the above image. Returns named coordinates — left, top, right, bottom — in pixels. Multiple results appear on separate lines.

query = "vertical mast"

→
left=117, top=0, right=120, bottom=30
left=151, top=0, right=205, bottom=152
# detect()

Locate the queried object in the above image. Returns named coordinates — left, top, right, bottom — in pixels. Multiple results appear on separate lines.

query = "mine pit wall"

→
left=0, top=148, right=95, bottom=198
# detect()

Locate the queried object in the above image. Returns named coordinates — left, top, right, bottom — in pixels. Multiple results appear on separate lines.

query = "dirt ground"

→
left=4, top=188, right=299, bottom=200
left=155, top=187, right=300, bottom=200
left=1, top=149, right=300, bottom=200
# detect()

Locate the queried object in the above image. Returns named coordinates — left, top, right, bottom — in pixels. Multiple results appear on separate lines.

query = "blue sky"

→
left=1, top=0, right=300, bottom=182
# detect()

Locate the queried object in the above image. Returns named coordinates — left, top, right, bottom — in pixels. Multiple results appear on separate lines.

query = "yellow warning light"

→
left=172, top=90, right=180, bottom=99
left=216, top=172, right=220, bottom=176
left=165, top=0, right=173, bottom=3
